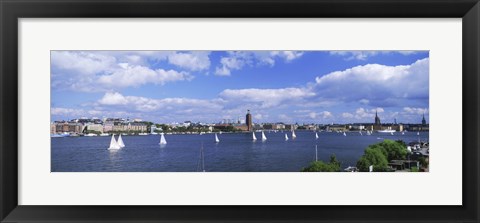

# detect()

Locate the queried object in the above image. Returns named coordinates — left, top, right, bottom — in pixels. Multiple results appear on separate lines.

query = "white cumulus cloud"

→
left=51, top=51, right=206, bottom=92
left=97, top=92, right=222, bottom=113
left=97, top=64, right=193, bottom=88
left=219, top=87, right=315, bottom=108
left=167, top=51, right=210, bottom=71
left=214, top=51, right=304, bottom=76
left=313, top=58, right=429, bottom=107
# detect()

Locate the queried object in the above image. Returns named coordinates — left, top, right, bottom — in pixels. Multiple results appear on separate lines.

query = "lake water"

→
left=51, top=131, right=428, bottom=172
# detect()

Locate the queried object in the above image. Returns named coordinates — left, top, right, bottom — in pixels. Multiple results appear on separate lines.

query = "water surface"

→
left=51, top=131, right=428, bottom=172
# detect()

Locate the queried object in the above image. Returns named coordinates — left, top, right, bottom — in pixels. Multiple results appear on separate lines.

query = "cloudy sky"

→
left=51, top=50, right=429, bottom=124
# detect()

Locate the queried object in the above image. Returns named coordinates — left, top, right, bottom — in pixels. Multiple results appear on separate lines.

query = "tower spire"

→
left=374, top=109, right=381, bottom=125
left=422, top=112, right=426, bottom=125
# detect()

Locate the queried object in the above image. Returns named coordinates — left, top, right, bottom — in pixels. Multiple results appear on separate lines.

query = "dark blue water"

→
left=51, top=131, right=428, bottom=172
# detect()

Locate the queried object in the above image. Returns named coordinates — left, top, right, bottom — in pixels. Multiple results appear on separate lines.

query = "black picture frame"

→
left=1, top=0, right=479, bottom=222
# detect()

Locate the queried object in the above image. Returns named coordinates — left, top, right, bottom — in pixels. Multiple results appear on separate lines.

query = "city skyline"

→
left=51, top=50, right=429, bottom=124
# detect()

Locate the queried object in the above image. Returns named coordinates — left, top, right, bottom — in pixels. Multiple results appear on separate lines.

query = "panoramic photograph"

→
left=51, top=50, right=429, bottom=172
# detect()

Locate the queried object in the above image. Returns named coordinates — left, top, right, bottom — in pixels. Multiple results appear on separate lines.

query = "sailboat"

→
left=159, top=133, right=167, bottom=145
left=292, top=130, right=297, bottom=139
left=402, top=131, right=405, bottom=135
left=390, top=132, right=394, bottom=135
left=215, top=133, right=220, bottom=143
left=343, top=132, right=347, bottom=136
left=285, top=133, right=289, bottom=141
left=107, top=134, right=121, bottom=150
left=315, top=132, right=319, bottom=139
left=117, top=134, right=125, bottom=148
left=417, top=132, right=420, bottom=136
left=359, top=131, right=363, bottom=136
left=252, top=132, right=257, bottom=141
left=261, top=131, right=267, bottom=141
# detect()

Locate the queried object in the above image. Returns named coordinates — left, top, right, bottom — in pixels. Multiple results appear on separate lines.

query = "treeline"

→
left=356, top=140, right=407, bottom=172
left=301, top=140, right=425, bottom=172
left=301, top=154, right=341, bottom=172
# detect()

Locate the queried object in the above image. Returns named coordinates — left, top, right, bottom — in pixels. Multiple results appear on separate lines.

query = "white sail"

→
left=343, top=132, right=347, bottom=136
left=159, top=133, right=167, bottom=145
left=285, top=133, right=289, bottom=141
left=108, top=134, right=120, bottom=150
left=359, top=131, right=363, bottom=136
left=292, top=130, right=297, bottom=139
left=315, top=132, right=319, bottom=139
left=252, top=132, right=257, bottom=141
left=261, top=131, right=267, bottom=141
left=402, top=131, right=405, bottom=135
left=417, top=132, right=420, bottom=135
left=117, top=134, right=125, bottom=148
left=390, top=132, right=394, bottom=135
left=215, top=133, right=220, bottom=143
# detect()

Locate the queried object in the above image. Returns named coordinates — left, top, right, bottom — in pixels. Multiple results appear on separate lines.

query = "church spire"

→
left=374, top=109, right=381, bottom=125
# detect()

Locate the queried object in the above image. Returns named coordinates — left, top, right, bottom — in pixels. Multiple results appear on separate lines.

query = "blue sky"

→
left=51, top=51, right=429, bottom=124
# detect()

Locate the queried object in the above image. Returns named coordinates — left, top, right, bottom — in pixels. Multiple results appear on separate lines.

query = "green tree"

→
left=301, top=161, right=338, bottom=172
left=380, top=140, right=408, bottom=160
left=329, top=154, right=341, bottom=170
left=356, top=147, right=389, bottom=172
left=356, top=140, right=408, bottom=172
left=301, top=154, right=341, bottom=172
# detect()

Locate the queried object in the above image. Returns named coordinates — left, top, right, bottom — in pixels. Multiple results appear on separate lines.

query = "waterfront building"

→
left=86, top=124, right=103, bottom=133
left=213, top=123, right=234, bottom=131
left=407, top=124, right=429, bottom=132
left=263, top=123, right=275, bottom=130
left=303, top=124, right=317, bottom=130
left=275, top=123, right=285, bottom=130
left=70, top=123, right=84, bottom=133
left=103, top=121, right=114, bottom=132
left=399, top=115, right=429, bottom=131
left=328, top=125, right=348, bottom=132
left=50, top=123, right=56, bottom=134
left=284, top=124, right=297, bottom=131
left=112, top=122, right=148, bottom=132
left=54, top=122, right=83, bottom=134
left=396, top=124, right=404, bottom=132
left=60, top=123, right=69, bottom=132
left=132, top=122, right=148, bottom=132
left=246, top=110, right=252, bottom=131
left=350, top=125, right=365, bottom=130
left=234, top=125, right=249, bottom=131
